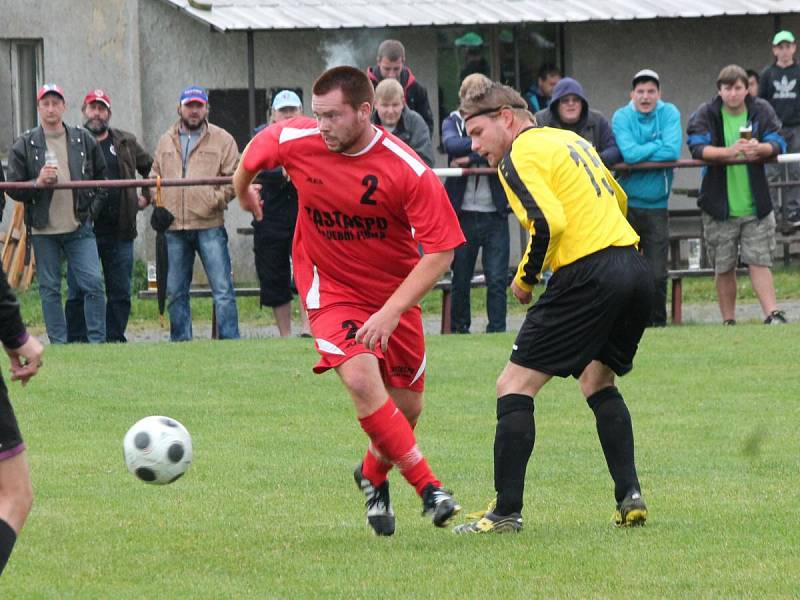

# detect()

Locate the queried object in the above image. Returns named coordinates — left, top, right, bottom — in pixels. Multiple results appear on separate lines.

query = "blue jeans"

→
left=451, top=211, right=510, bottom=333
left=66, top=235, right=133, bottom=343
left=166, top=227, right=239, bottom=341
left=31, top=223, right=106, bottom=344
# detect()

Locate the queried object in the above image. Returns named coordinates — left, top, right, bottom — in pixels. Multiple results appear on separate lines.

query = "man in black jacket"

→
left=6, top=84, right=108, bottom=344
left=66, top=89, right=153, bottom=343
left=759, top=30, right=800, bottom=227
left=251, top=90, right=310, bottom=337
left=0, top=261, right=43, bottom=576
left=367, top=39, right=435, bottom=136
left=687, top=65, right=787, bottom=325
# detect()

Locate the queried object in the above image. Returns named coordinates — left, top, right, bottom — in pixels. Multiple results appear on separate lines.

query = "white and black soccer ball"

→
left=123, top=416, right=193, bottom=485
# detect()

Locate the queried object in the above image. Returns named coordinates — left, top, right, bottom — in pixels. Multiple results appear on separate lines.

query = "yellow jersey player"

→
left=454, top=77, right=652, bottom=534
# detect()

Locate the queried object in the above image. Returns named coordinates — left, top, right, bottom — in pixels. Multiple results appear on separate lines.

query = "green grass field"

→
left=3, top=324, right=799, bottom=598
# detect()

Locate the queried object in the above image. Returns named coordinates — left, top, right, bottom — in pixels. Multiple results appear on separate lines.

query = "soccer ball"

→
left=123, top=416, right=193, bottom=485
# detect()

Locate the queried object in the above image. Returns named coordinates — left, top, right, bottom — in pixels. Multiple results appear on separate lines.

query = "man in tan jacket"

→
left=150, top=86, right=240, bottom=341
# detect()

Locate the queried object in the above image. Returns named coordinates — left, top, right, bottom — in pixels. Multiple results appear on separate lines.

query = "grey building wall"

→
left=138, top=0, right=439, bottom=283
left=0, top=0, right=143, bottom=143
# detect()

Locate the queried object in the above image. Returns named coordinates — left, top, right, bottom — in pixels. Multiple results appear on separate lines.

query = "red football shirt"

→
left=242, top=116, right=464, bottom=309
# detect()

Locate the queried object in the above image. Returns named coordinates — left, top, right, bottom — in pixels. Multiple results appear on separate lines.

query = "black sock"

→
left=494, top=394, right=535, bottom=516
left=0, top=518, right=17, bottom=576
left=587, top=386, right=640, bottom=503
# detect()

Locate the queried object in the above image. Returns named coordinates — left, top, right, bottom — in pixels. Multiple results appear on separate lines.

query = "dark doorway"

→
left=208, top=88, right=268, bottom=150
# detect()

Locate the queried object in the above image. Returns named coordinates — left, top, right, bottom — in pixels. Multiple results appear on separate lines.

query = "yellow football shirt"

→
left=498, top=126, right=640, bottom=291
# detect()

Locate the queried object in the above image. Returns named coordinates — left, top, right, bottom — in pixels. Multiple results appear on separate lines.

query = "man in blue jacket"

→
left=612, top=69, right=682, bottom=327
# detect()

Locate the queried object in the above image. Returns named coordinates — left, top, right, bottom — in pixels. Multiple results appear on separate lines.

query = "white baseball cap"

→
left=272, top=90, right=302, bottom=110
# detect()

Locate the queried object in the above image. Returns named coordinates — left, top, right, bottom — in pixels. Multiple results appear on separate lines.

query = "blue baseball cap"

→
left=180, top=86, right=208, bottom=105
left=272, top=90, right=302, bottom=110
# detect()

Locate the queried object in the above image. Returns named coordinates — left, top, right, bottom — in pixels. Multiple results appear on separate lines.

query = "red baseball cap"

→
left=37, top=83, right=65, bottom=102
left=83, top=89, right=111, bottom=108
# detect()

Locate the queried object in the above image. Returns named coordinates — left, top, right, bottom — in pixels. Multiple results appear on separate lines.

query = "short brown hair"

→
left=717, top=65, right=749, bottom=89
left=377, top=39, right=405, bottom=62
left=459, top=73, right=492, bottom=100
left=374, top=78, right=404, bottom=103
left=459, top=78, right=531, bottom=123
left=312, top=66, right=375, bottom=110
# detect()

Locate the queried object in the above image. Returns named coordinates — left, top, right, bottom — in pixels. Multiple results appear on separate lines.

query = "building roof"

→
left=160, top=0, right=798, bottom=32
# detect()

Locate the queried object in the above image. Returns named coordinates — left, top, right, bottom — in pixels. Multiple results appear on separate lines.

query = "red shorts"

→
left=308, top=304, right=426, bottom=392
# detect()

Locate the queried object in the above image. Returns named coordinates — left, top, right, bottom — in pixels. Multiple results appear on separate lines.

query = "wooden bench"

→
left=669, top=268, right=747, bottom=324
left=137, top=287, right=260, bottom=339
left=138, top=281, right=475, bottom=337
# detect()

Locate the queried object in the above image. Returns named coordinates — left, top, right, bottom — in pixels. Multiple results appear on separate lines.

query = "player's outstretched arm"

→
left=232, top=159, right=263, bottom=221
left=356, top=249, right=453, bottom=352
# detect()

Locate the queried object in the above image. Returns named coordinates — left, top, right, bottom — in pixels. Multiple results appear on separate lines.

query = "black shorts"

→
left=510, top=246, right=653, bottom=378
left=0, top=377, right=25, bottom=461
left=253, top=232, right=295, bottom=308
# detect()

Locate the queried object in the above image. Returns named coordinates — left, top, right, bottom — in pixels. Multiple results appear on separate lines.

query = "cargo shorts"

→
left=703, top=212, right=776, bottom=273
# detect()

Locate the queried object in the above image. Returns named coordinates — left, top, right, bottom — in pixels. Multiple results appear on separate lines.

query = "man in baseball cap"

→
left=83, top=89, right=111, bottom=109
left=250, top=89, right=311, bottom=338
left=6, top=82, right=109, bottom=345
left=179, top=86, right=208, bottom=105
left=65, top=88, right=153, bottom=343
left=760, top=31, right=800, bottom=226
left=272, top=90, right=302, bottom=112
left=36, top=83, right=65, bottom=102
left=149, top=84, right=240, bottom=341
left=772, top=30, right=796, bottom=46
left=631, top=69, right=660, bottom=89
left=612, top=68, right=682, bottom=327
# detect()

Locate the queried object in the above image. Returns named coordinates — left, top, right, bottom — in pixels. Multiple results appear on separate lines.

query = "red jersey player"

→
left=233, top=66, right=465, bottom=536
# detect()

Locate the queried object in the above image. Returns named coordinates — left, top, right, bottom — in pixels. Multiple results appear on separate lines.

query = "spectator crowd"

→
left=2, top=31, right=798, bottom=343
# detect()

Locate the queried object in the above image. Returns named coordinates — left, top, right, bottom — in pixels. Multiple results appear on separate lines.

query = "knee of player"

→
left=579, top=371, right=616, bottom=399
left=495, top=369, right=522, bottom=397
left=341, top=373, right=385, bottom=407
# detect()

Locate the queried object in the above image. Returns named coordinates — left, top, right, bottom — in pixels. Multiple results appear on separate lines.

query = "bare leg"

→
left=387, top=386, right=423, bottom=426
left=272, top=302, right=292, bottom=337
left=715, top=269, right=737, bottom=322
left=0, top=452, right=33, bottom=574
left=748, top=265, right=779, bottom=317
left=0, top=452, right=33, bottom=534
left=335, top=353, right=390, bottom=416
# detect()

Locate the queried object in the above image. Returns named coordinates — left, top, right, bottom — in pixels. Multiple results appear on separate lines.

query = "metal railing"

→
left=2, top=153, right=800, bottom=191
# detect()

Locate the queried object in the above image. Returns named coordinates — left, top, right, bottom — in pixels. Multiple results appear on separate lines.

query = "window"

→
left=10, top=40, right=43, bottom=137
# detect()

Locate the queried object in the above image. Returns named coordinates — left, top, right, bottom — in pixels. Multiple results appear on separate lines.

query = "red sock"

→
left=362, top=418, right=417, bottom=486
left=358, top=398, right=440, bottom=496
